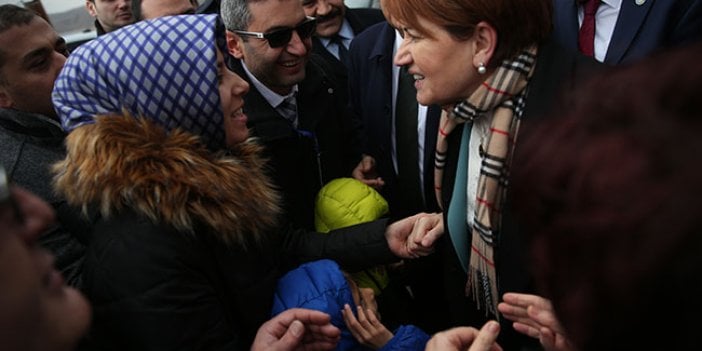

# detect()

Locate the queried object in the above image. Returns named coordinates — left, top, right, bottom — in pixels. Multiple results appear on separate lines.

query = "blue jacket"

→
left=272, top=259, right=430, bottom=351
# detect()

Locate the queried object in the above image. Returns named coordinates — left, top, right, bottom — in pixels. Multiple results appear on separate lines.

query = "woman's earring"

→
left=477, top=62, right=487, bottom=75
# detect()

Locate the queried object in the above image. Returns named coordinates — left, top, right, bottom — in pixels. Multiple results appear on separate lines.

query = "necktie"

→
left=395, top=66, right=423, bottom=210
left=331, top=35, right=349, bottom=67
left=278, top=94, right=298, bottom=128
left=578, top=0, right=601, bottom=57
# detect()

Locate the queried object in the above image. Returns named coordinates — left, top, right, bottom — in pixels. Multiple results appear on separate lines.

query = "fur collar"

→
left=53, top=114, right=280, bottom=246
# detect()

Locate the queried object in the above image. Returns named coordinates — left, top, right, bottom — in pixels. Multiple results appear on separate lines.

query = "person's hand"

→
left=2, top=186, right=56, bottom=241
left=341, top=304, right=393, bottom=350
left=425, top=321, right=503, bottom=351
left=409, top=212, right=443, bottom=248
left=252, top=308, right=341, bottom=351
left=498, top=293, right=575, bottom=351
left=351, top=155, right=385, bottom=190
left=384, top=213, right=440, bottom=258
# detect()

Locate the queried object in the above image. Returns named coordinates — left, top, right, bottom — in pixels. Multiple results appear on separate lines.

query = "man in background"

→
left=85, top=0, right=134, bottom=35
left=0, top=4, right=85, bottom=285
left=131, top=0, right=197, bottom=20
left=302, top=0, right=383, bottom=99
left=552, top=0, right=702, bottom=64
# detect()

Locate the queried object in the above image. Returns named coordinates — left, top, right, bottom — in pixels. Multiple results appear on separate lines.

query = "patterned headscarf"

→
left=53, top=14, right=229, bottom=149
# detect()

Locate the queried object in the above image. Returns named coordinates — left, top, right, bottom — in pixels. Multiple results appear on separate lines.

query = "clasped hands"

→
left=385, top=212, right=443, bottom=259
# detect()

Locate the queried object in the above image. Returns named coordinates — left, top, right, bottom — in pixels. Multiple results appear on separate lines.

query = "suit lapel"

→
left=553, top=0, right=580, bottom=52
left=376, top=24, right=395, bottom=144
left=605, top=0, right=654, bottom=64
left=345, top=7, right=364, bottom=34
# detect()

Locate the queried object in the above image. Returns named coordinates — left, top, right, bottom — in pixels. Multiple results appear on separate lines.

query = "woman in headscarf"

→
left=51, top=14, right=427, bottom=350
left=379, top=0, right=601, bottom=349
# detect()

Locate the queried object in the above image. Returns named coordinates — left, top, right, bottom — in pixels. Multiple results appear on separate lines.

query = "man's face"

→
left=301, top=0, right=345, bottom=38
left=85, top=0, right=134, bottom=33
left=0, top=17, right=68, bottom=119
left=140, top=0, right=196, bottom=19
left=227, top=0, right=311, bottom=95
left=0, top=187, right=91, bottom=351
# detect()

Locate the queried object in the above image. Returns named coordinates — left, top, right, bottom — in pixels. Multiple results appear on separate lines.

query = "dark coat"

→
left=347, top=21, right=449, bottom=334
left=229, top=56, right=363, bottom=230
left=436, top=38, right=602, bottom=350
left=0, top=108, right=85, bottom=286
left=311, top=7, right=385, bottom=100
left=348, top=21, right=441, bottom=220
left=553, top=0, right=702, bottom=64
left=56, top=115, right=394, bottom=350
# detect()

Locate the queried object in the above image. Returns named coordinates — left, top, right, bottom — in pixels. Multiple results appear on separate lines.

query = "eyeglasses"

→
left=232, top=17, right=317, bottom=48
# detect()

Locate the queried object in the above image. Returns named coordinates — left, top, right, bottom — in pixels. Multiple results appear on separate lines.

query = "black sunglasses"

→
left=233, top=17, right=317, bottom=48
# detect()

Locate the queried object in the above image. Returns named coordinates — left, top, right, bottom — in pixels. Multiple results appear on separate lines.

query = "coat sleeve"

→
left=81, top=219, right=251, bottom=351
left=279, top=218, right=398, bottom=272
left=378, top=325, right=431, bottom=351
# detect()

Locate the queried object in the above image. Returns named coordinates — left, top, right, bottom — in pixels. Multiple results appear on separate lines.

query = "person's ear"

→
left=471, top=21, right=497, bottom=70
left=226, top=31, right=245, bottom=59
left=0, top=86, right=13, bottom=109
left=85, top=1, right=98, bottom=17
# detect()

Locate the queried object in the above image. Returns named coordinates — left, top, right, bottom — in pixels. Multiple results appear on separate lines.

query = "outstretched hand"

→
left=498, top=293, right=575, bottom=351
left=425, top=321, right=503, bottom=351
left=351, top=155, right=384, bottom=190
left=385, top=212, right=443, bottom=258
left=252, top=308, right=341, bottom=351
left=341, top=304, right=393, bottom=350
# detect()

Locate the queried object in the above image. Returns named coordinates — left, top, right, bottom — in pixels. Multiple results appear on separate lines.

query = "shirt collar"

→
left=319, top=18, right=354, bottom=47
left=240, top=60, right=298, bottom=107
left=603, top=0, right=622, bottom=9
left=579, top=0, right=621, bottom=9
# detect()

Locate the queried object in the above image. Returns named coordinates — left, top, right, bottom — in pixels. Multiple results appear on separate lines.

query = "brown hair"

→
left=381, top=0, right=552, bottom=65
left=513, top=42, right=702, bottom=350
left=0, top=5, right=37, bottom=83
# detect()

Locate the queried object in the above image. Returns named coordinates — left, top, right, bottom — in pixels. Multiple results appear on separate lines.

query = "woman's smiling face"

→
left=217, top=49, right=251, bottom=148
left=393, top=15, right=483, bottom=107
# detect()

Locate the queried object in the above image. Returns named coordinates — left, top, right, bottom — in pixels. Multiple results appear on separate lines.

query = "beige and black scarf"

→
left=434, top=46, right=538, bottom=316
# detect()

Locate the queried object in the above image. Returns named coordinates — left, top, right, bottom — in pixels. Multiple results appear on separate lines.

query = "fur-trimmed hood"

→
left=53, top=114, right=280, bottom=246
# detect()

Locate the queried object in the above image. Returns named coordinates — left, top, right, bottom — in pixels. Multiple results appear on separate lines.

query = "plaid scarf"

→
left=434, top=46, right=538, bottom=316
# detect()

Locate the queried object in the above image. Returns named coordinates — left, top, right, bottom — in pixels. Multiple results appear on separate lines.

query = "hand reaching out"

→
left=252, top=308, right=341, bottom=351
left=425, top=321, right=503, bottom=351
left=384, top=212, right=443, bottom=258
left=498, top=293, right=575, bottom=351
left=409, top=212, right=443, bottom=248
left=351, top=155, right=384, bottom=190
left=341, top=304, right=393, bottom=350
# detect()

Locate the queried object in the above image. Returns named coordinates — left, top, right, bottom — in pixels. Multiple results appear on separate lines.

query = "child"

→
left=271, top=259, right=429, bottom=351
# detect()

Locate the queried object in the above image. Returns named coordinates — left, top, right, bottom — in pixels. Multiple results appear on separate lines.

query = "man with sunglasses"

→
left=222, top=0, right=365, bottom=232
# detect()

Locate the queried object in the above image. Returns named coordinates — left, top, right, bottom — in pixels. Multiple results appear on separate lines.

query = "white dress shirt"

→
left=391, top=29, right=428, bottom=199
left=578, top=0, right=622, bottom=62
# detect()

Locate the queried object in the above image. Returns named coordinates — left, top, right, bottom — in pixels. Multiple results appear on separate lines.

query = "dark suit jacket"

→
left=348, top=22, right=450, bottom=334
left=554, top=0, right=702, bottom=64
left=312, top=7, right=385, bottom=100
left=348, top=21, right=441, bottom=219
left=437, top=38, right=602, bottom=349
left=228, top=56, right=362, bottom=230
